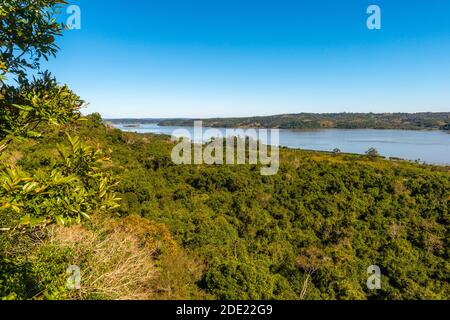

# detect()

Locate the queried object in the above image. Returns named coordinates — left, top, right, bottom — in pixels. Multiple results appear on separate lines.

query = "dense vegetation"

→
left=153, top=113, right=450, bottom=130
left=1, top=0, right=449, bottom=301
left=2, top=115, right=449, bottom=300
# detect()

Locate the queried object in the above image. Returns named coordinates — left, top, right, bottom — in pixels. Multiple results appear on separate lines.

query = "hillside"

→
left=1, top=115, right=449, bottom=300
left=2, top=0, right=449, bottom=303
left=155, top=112, right=450, bottom=130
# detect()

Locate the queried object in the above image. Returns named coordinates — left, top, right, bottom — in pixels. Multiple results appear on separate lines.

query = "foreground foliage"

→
left=0, top=214, right=206, bottom=300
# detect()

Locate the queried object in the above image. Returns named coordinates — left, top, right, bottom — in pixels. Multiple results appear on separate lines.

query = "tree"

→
left=204, top=258, right=295, bottom=300
left=365, top=147, right=380, bottom=158
left=0, top=71, right=83, bottom=153
left=296, top=247, right=332, bottom=300
left=0, top=0, right=67, bottom=79
left=332, top=148, right=341, bottom=154
left=1, top=0, right=82, bottom=154
left=0, top=133, right=120, bottom=227
left=0, top=0, right=119, bottom=228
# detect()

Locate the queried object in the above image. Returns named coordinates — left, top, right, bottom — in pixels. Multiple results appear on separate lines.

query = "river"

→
left=114, top=123, right=450, bottom=165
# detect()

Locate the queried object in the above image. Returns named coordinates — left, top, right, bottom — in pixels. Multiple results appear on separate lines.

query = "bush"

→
left=204, top=258, right=296, bottom=300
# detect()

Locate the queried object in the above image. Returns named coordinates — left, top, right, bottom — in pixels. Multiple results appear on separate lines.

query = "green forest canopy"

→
left=151, top=112, right=450, bottom=130
left=2, top=115, right=449, bottom=299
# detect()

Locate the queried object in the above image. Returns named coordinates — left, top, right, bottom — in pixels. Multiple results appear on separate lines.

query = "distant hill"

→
left=156, top=112, right=450, bottom=130
left=105, top=118, right=188, bottom=124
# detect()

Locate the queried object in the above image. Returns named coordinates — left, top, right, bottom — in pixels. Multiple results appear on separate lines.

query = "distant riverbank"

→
left=106, top=112, right=450, bottom=131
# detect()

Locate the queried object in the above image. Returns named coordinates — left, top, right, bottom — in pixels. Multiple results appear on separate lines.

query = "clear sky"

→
left=43, top=0, right=450, bottom=118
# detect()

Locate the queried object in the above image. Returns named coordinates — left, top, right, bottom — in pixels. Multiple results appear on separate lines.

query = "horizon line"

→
left=101, top=111, right=450, bottom=120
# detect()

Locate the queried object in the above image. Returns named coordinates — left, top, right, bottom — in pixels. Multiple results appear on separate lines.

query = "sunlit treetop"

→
left=0, top=0, right=67, bottom=79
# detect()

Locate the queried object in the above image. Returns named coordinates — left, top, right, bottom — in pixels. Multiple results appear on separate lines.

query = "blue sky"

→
left=43, top=0, right=450, bottom=118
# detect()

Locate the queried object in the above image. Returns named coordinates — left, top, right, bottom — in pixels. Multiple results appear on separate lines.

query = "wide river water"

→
left=115, top=123, right=450, bottom=165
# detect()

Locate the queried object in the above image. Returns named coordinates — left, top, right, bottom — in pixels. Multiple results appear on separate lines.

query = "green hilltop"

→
left=155, top=112, right=450, bottom=130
